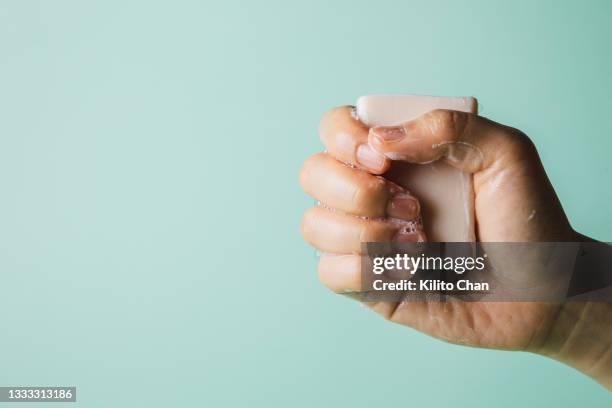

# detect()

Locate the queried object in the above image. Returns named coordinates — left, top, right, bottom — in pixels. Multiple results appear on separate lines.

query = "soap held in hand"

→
left=356, top=94, right=478, bottom=242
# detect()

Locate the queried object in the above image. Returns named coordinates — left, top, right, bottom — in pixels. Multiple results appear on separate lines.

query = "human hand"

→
left=300, top=106, right=612, bottom=389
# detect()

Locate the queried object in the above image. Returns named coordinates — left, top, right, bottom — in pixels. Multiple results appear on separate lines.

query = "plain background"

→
left=1, top=0, right=611, bottom=406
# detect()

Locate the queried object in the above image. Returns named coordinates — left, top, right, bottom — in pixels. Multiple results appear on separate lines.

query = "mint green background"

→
left=1, top=0, right=611, bottom=406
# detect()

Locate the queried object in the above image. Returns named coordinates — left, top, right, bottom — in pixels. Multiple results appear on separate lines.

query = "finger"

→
left=368, top=109, right=534, bottom=173
left=319, top=106, right=390, bottom=174
left=301, top=206, right=425, bottom=254
left=318, top=254, right=362, bottom=293
left=300, top=153, right=421, bottom=220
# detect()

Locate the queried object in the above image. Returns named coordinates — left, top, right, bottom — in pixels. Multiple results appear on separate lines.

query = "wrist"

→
left=536, top=301, right=612, bottom=390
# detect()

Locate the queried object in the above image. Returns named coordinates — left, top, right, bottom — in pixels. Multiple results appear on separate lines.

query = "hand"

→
left=300, top=106, right=612, bottom=389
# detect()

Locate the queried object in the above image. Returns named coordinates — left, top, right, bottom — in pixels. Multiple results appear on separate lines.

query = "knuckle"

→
left=299, top=153, right=323, bottom=184
left=300, top=207, right=318, bottom=239
left=318, top=109, right=335, bottom=142
left=319, top=106, right=350, bottom=142
left=299, top=164, right=313, bottom=192
left=502, top=127, right=538, bottom=158
left=300, top=153, right=332, bottom=193
left=317, top=258, right=333, bottom=286
left=299, top=159, right=312, bottom=188
left=425, top=109, right=469, bottom=140
left=351, top=176, right=387, bottom=213
left=359, top=220, right=388, bottom=243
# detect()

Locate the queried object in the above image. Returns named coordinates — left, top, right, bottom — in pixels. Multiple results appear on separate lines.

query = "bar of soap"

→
left=356, top=94, right=477, bottom=242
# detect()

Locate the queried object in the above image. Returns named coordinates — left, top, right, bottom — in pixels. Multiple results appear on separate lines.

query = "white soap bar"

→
left=356, top=94, right=477, bottom=242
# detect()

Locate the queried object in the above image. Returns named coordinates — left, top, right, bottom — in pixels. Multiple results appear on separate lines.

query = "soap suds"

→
left=527, top=209, right=536, bottom=222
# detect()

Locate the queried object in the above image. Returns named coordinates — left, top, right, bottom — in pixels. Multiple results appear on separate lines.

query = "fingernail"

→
left=387, top=194, right=420, bottom=220
left=356, top=144, right=385, bottom=171
left=371, top=126, right=406, bottom=142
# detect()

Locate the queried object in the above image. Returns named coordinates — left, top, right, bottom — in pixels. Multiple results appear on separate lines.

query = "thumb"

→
left=368, top=109, right=531, bottom=174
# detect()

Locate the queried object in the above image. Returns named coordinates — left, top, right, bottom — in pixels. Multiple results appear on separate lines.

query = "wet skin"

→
left=300, top=106, right=612, bottom=389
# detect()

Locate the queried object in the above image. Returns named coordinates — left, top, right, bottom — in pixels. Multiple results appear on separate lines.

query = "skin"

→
left=300, top=106, right=612, bottom=389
